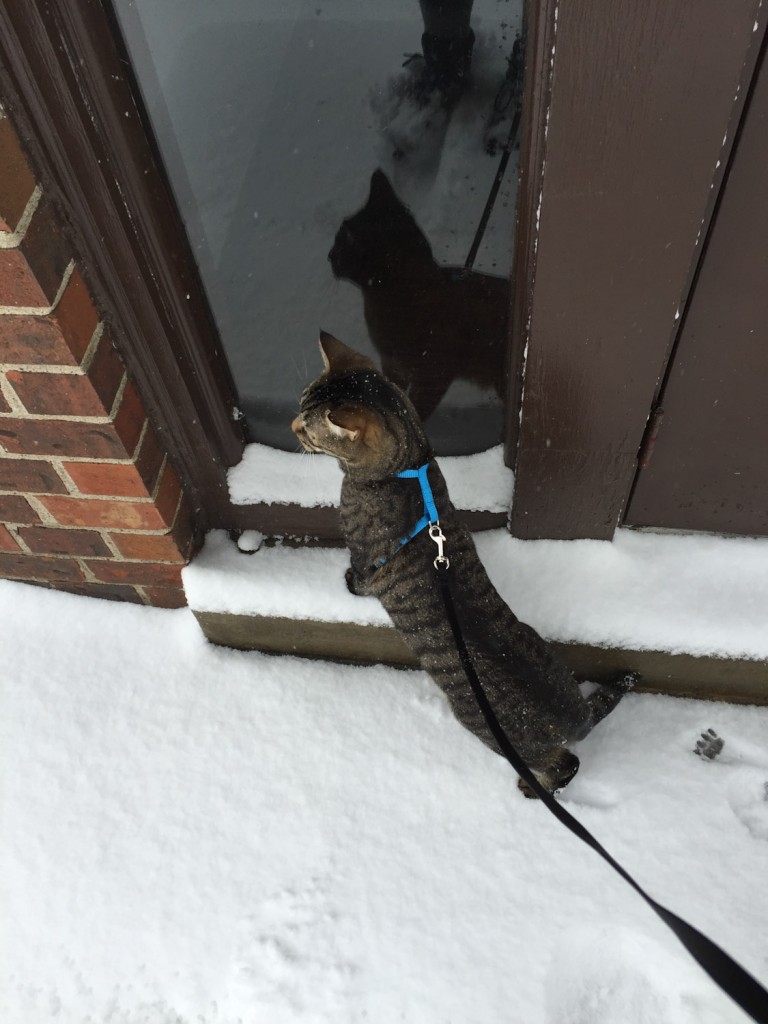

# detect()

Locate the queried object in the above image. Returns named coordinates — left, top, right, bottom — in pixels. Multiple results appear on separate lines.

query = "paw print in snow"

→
left=694, top=728, right=724, bottom=760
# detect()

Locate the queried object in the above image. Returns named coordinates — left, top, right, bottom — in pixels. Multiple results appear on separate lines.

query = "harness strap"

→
left=395, top=463, right=439, bottom=523
left=373, top=462, right=439, bottom=568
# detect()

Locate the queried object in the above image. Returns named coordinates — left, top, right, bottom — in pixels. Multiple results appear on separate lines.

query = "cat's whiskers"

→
left=297, top=445, right=323, bottom=490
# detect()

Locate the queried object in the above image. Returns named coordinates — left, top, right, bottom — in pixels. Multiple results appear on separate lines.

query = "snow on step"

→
left=227, top=442, right=514, bottom=512
left=183, top=528, right=768, bottom=662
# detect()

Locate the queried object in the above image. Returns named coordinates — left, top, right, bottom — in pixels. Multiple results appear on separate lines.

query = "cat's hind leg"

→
left=583, top=671, right=638, bottom=729
left=517, top=747, right=580, bottom=799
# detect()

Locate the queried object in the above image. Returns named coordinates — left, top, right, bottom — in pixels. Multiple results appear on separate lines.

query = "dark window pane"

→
left=113, top=0, right=522, bottom=454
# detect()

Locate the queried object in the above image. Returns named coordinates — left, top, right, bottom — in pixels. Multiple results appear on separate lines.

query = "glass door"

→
left=112, top=0, right=523, bottom=457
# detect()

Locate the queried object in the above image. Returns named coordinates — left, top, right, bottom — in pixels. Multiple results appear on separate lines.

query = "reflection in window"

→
left=114, top=0, right=523, bottom=454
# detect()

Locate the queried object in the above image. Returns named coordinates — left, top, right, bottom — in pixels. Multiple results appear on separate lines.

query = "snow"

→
left=183, top=527, right=768, bottom=662
left=227, top=443, right=514, bottom=512
left=14, top=3, right=761, bottom=1017
left=2, top=576, right=767, bottom=1024
left=185, top=530, right=390, bottom=626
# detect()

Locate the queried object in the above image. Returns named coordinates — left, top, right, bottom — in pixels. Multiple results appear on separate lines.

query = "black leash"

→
left=465, top=35, right=524, bottom=273
left=435, top=561, right=768, bottom=1023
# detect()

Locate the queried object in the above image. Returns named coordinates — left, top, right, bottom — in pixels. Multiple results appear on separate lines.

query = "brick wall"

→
left=0, top=106, right=197, bottom=607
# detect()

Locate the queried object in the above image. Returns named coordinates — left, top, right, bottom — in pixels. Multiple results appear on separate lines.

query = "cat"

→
left=328, top=170, right=510, bottom=424
left=292, top=332, right=636, bottom=796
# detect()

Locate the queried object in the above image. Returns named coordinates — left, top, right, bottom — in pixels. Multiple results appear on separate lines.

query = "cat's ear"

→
left=318, top=331, right=376, bottom=374
left=325, top=407, right=362, bottom=441
left=369, top=169, right=395, bottom=202
left=325, top=406, right=381, bottom=449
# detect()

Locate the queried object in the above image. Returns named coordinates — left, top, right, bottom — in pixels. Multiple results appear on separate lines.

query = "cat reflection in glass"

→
left=329, top=170, right=509, bottom=424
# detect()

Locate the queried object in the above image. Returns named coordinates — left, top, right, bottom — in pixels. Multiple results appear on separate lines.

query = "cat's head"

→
left=292, top=331, right=431, bottom=478
left=328, top=170, right=433, bottom=287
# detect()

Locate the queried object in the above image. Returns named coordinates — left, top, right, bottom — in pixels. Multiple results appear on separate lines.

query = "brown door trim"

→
left=0, top=0, right=246, bottom=527
left=624, top=31, right=768, bottom=536
left=503, top=0, right=558, bottom=465
left=508, top=0, right=766, bottom=540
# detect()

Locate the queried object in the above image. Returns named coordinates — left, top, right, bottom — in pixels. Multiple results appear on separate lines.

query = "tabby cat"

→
left=328, top=170, right=509, bottom=424
left=292, top=333, right=636, bottom=796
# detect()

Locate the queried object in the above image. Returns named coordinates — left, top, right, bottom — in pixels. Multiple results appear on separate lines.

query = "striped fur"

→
left=293, top=334, right=635, bottom=794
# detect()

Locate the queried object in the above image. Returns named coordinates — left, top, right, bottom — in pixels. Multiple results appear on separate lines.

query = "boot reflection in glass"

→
left=371, top=0, right=475, bottom=167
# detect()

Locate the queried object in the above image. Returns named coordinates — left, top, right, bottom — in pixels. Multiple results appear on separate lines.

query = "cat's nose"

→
left=291, top=415, right=305, bottom=435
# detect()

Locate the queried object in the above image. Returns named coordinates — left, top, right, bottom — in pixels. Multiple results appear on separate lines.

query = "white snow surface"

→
left=183, top=527, right=768, bottom=661
left=227, top=443, right=514, bottom=512
left=2, top=578, right=768, bottom=1024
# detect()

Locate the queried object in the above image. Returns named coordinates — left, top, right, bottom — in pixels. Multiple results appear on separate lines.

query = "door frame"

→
left=4, top=0, right=763, bottom=541
left=507, top=0, right=767, bottom=540
left=0, top=0, right=530, bottom=537
left=0, top=0, right=245, bottom=530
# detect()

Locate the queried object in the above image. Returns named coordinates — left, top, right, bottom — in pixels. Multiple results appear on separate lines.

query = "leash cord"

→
left=464, top=35, right=524, bottom=273
left=435, top=561, right=768, bottom=1023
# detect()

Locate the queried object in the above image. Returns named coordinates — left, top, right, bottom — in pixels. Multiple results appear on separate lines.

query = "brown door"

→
left=625, top=41, right=768, bottom=537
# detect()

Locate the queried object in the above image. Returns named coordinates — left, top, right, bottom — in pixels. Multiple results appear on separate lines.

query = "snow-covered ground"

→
left=2, top=576, right=767, bottom=1024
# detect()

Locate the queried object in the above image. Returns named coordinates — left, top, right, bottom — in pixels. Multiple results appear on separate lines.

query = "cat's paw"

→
left=611, top=670, right=640, bottom=693
left=517, top=776, right=541, bottom=800
left=344, top=567, right=369, bottom=597
left=694, top=728, right=724, bottom=760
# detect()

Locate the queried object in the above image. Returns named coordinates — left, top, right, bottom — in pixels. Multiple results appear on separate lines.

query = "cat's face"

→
left=292, top=332, right=429, bottom=477
left=292, top=400, right=385, bottom=466
left=328, top=170, right=432, bottom=287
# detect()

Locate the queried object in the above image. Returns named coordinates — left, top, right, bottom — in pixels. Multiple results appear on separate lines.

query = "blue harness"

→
left=373, top=462, right=448, bottom=569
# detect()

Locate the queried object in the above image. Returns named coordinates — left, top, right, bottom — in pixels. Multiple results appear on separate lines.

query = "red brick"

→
left=0, top=116, right=37, bottom=233
left=143, top=585, right=187, bottom=609
left=109, top=530, right=188, bottom=563
left=0, top=388, right=10, bottom=413
left=51, top=580, right=144, bottom=604
left=0, top=551, right=84, bottom=584
left=39, top=494, right=175, bottom=531
left=0, top=494, right=40, bottom=524
left=0, top=457, right=67, bottom=494
left=84, top=559, right=183, bottom=587
left=112, top=380, right=146, bottom=458
left=62, top=459, right=152, bottom=499
left=48, top=267, right=100, bottom=362
left=18, top=525, right=111, bottom=557
left=0, top=417, right=133, bottom=459
left=87, top=332, right=125, bottom=411
left=0, top=523, right=20, bottom=552
left=19, top=195, right=72, bottom=304
left=6, top=369, right=108, bottom=417
left=0, top=314, right=80, bottom=366
left=0, top=250, right=50, bottom=308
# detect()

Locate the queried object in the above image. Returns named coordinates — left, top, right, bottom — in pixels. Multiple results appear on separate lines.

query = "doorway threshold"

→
left=183, top=529, right=768, bottom=706
left=223, top=442, right=513, bottom=535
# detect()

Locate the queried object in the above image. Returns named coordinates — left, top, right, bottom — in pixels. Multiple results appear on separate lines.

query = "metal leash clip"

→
left=429, top=522, right=449, bottom=569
